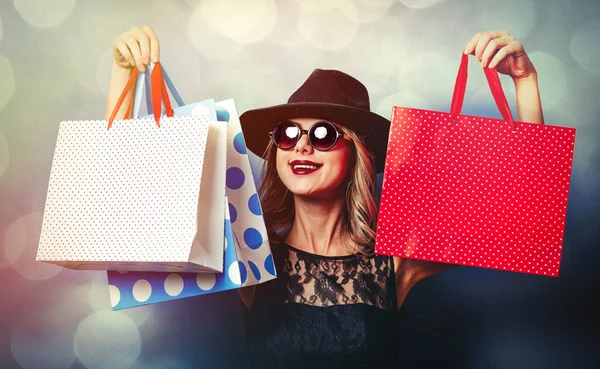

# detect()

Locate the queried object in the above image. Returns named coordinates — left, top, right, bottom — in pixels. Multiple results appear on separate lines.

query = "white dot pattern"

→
left=164, top=273, right=184, bottom=297
left=375, top=107, right=576, bottom=277
left=37, top=114, right=212, bottom=267
left=132, top=279, right=152, bottom=302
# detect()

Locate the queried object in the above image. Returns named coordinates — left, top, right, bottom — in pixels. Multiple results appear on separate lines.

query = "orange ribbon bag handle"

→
left=107, top=62, right=174, bottom=130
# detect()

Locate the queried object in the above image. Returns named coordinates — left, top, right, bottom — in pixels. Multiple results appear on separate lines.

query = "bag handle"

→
left=132, top=63, right=185, bottom=118
left=107, top=62, right=174, bottom=130
left=450, top=53, right=516, bottom=131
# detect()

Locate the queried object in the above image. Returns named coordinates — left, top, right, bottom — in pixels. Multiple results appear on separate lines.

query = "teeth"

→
left=293, top=164, right=318, bottom=170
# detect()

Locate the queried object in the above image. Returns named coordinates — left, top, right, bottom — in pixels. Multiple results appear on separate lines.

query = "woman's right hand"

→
left=111, top=26, right=160, bottom=72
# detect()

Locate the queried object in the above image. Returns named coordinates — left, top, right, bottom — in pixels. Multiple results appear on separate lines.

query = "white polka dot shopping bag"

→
left=375, top=54, right=576, bottom=277
left=37, top=64, right=274, bottom=292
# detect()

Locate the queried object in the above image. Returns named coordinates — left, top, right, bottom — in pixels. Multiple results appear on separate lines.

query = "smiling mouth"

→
left=290, top=163, right=322, bottom=175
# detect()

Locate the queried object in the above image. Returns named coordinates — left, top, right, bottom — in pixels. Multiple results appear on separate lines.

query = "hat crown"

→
left=288, top=69, right=371, bottom=111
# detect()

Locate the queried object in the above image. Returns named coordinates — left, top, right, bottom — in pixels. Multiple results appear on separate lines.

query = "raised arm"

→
left=104, top=26, right=161, bottom=120
left=464, top=30, right=544, bottom=124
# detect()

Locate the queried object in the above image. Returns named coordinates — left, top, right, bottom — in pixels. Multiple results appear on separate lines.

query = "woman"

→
left=105, top=27, right=544, bottom=368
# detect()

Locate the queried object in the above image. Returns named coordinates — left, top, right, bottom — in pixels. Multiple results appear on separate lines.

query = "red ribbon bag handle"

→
left=450, top=53, right=516, bottom=131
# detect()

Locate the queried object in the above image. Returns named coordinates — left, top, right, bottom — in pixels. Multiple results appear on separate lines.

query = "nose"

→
left=294, top=131, right=314, bottom=154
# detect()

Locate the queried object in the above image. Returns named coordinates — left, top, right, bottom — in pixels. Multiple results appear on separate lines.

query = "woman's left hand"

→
left=463, top=31, right=537, bottom=81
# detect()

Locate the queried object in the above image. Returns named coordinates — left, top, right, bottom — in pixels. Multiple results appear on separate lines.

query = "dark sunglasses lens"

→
left=309, top=121, right=338, bottom=150
left=273, top=121, right=300, bottom=149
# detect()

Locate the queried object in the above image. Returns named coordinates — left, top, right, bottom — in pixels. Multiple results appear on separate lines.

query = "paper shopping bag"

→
left=107, top=99, right=276, bottom=310
left=36, top=64, right=227, bottom=273
left=375, top=53, right=576, bottom=277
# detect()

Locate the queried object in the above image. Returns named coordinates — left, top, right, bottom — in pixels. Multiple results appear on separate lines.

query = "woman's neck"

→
left=285, top=193, right=352, bottom=256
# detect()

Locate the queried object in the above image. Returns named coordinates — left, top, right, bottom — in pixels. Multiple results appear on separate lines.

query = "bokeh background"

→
left=1, top=0, right=599, bottom=368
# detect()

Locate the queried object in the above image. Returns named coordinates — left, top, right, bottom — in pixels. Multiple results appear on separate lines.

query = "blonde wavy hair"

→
left=257, top=123, right=378, bottom=256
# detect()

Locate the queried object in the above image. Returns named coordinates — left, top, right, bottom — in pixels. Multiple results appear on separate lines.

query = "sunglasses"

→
left=269, top=120, right=344, bottom=151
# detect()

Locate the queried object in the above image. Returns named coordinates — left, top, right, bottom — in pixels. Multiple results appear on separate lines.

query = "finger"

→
left=481, top=35, right=514, bottom=67
left=488, top=40, right=524, bottom=69
left=141, top=26, right=160, bottom=63
left=130, top=26, right=151, bottom=66
left=472, top=31, right=511, bottom=59
left=122, top=32, right=145, bottom=72
left=463, top=32, right=482, bottom=55
left=464, top=31, right=511, bottom=55
left=113, top=37, right=135, bottom=67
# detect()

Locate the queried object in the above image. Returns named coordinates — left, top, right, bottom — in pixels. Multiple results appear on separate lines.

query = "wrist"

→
left=513, top=70, right=538, bottom=86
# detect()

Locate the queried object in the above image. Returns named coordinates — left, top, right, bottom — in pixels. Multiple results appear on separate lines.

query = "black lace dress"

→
left=244, top=242, right=400, bottom=369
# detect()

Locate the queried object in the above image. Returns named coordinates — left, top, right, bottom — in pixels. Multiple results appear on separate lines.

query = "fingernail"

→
left=143, top=57, right=150, bottom=65
left=152, top=55, right=159, bottom=63
left=138, top=64, right=145, bottom=72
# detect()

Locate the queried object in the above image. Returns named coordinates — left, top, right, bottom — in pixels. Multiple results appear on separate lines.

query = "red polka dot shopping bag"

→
left=375, top=54, right=576, bottom=277
left=37, top=63, right=276, bottom=301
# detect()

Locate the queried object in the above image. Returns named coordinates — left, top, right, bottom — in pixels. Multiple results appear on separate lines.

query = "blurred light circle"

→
left=398, top=0, right=445, bottom=9
left=570, top=18, right=600, bottom=75
left=0, top=54, right=15, bottom=111
left=266, top=0, right=305, bottom=47
left=164, top=273, right=184, bottom=296
left=90, top=273, right=154, bottom=326
left=347, top=29, right=395, bottom=91
left=132, top=279, right=152, bottom=302
left=11, top=311, right=77, bottom=369
left=13, top=0, right=75, bottom=28
left=375, top=91, right=427, bottom=118
left=96, top=48, right=115, bottom=96
left=526, top=51, right=567, bottom=109
left=477, top=0, right=537, bottom=39
left=5, top=212, right=62, bottom=280
left=75, top=311, right=141, bottom=369
left=398, top=51, right=456, bottom=105
left=0, top=132, right=8, bottom=179
left=199, top=0, right=277, bottom=43
left=339, top=0, right=392, bottom=24
left=380, top=33, right=411, bottom=71
left=188, top=5, right=246, bottom=61
left=109, top=285, right=121, bottom=308
left=89, top=272, right=112, bottom=311
left=298, top=5, right=358, bottom=51
left=70, top=47, right=104, bottom=95
left=295, top=0, right=337, bottom=12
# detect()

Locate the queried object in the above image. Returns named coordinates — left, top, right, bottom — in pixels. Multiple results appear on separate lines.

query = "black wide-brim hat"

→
left=239, top=69, right=390, bottom=174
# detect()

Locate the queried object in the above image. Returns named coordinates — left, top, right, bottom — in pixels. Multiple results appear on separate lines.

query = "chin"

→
left=286, top=183, right=342, bottom=199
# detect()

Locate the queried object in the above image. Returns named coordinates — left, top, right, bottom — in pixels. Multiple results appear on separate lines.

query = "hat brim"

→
left=239, top=102, right=391, bottom=174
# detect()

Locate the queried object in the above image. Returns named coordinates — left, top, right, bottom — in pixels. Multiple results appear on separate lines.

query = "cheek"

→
left=275, top=150, right=288, bottom=177
left=327, top=147, right=353, bottom=181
